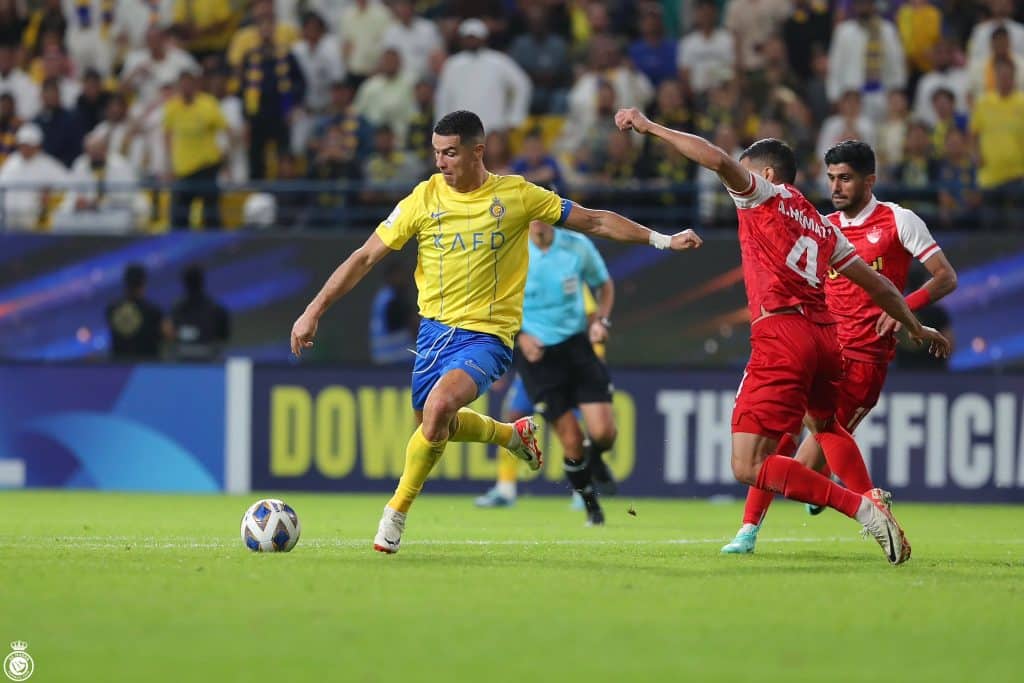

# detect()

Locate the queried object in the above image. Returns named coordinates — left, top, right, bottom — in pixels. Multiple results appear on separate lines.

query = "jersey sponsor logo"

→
left=431, top=231, right=506, bottom=251
left=828, top=256, right=882, bottom=280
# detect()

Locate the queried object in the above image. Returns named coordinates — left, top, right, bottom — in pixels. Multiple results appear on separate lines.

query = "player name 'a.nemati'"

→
left=778, top=202, right=830, bottom=238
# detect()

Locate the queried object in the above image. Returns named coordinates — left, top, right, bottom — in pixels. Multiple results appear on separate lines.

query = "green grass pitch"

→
left=1, top=491, right=1021, bottom=682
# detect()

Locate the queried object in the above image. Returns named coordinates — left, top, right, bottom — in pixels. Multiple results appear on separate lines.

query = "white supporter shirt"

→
left=967, top=19, right=1024, bottom=65
left=912, top=68, right=970, bottom=126
left=292, top=35, right=346, bottom=113
left=113, top=0, right=176, bottom=51
left=435, top=49, right=532, bottom=132
left=826, top=18, right=907, bottom=102
left=218, top=95, right=247, bottom=183
left=677, top=28, right=735, bottom=94
left=339, top=0, right=395, bottom=76
left=353, top=74, right=417, bottom=145
left=120, top=47, right=199, bottom=108
left=0, top=69, right=41, bottom=120
left=56, top=151, right=143, bottom=214
left=382, top=17, right=444, bottom=81
left=0, top=151, right=71, bottom=230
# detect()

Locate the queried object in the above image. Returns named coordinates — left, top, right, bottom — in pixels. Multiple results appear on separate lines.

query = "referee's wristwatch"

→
left=598, top=316, right=612, bottom=329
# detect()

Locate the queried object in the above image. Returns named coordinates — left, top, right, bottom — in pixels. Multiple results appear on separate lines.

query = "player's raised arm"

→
left=290, top=232, right=392, bottom=357
left=561, top=203, right=702, bottom=251
left=840, top=257, right=951, bottom=358
left=615, top=107, right=751, bottom=194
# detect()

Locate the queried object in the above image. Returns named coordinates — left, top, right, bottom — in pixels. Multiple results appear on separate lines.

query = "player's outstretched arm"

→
left=876, top=251, right=958, bottom=335
left=841, top=257, right=951, bottom=358
left=614, top=107, right=751, bottom=194
left=290, top=232, right=392, bottom=357
left=561, top=203, right=702, bottom=251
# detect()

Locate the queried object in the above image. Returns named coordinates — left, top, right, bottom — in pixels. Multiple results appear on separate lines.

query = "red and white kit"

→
left=729, top=173, right=859, bottom=439
left=825, top=195, right=940, bottom=431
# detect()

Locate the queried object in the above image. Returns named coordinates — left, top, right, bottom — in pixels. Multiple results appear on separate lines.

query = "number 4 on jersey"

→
left=786, top=236, right=820, bottom=287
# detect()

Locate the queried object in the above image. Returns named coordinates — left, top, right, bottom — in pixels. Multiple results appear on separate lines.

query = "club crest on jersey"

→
left=489, top=198, right=506, bottom=218
left=867, top=227, right=883, bottom=244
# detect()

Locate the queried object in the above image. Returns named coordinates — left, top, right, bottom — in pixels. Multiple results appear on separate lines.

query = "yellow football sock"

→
left=387, top=427, right=447, bottom=514
left=497, top=448, right=520, bottom=482
left=448, top=407, right=515, bottom=446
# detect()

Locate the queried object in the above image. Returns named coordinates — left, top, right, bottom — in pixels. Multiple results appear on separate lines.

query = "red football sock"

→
left=755, top=455, right=862, bottom=519
left=743, top=486, right=775, bottom=526
left=815, top=423, right=873, bottom=493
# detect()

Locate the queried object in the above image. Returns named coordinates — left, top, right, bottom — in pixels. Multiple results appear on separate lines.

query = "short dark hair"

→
left=824, top=139, right=876, bottom=176
left=123, top=264, right=146, bottom=290
left=433, top=110, right=485, bottom=145
left=739, top=138, right=797, bottom=184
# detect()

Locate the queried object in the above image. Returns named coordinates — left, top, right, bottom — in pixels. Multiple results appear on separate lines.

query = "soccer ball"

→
left=241, top=498, right=301, bottom=552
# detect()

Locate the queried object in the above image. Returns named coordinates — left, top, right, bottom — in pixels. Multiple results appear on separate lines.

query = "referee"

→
left=516, top=219, right=618, bottom=525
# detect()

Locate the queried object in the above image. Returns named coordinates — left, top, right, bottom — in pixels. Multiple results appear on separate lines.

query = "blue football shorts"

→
left=410, top=318, right=513, bottom=411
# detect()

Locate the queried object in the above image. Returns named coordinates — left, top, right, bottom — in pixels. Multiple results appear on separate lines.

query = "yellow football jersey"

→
left=375, top=173, right=568, bottom=347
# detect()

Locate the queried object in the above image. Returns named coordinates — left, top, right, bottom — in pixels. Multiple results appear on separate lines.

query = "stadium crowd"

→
left=0, top=0, right=1022, bottom=232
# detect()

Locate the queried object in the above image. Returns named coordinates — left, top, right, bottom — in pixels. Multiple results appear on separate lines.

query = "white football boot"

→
left=373, top=506, right=406, bottom=554
left=861, top=488, right=911, bottom=565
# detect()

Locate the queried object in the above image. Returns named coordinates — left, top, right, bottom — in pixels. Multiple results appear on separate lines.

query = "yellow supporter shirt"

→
left=897, top=4, right=941, bottom=73
left=173, top=0, right=237, bottom=54
left=164, top=93, right=227, bottom=178
left=375, top=173, right=569, bottom=347
left=227, top=23, right=301, bottom=68
left=970, top=91, right=1024, bottom=188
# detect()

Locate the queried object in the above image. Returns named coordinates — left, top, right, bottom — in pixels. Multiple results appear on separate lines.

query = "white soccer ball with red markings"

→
left=241, top=498, right=301, bottom=552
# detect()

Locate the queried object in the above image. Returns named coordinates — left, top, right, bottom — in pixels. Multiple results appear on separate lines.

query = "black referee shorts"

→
left=515, top=332, right=612, bottom=421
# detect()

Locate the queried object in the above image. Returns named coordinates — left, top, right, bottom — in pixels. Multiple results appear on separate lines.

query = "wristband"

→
left=905, top=287, right=932, bottom=311
left=649, top=232, right=671, bottom=250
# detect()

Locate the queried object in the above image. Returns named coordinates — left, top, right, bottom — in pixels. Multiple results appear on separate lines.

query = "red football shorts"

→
left=732, top=314, right=842, bottom=439
left=835, top=355, right=889, bottom=433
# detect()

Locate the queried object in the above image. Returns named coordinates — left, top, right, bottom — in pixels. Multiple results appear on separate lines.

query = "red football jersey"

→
left=730, top=172, right=858, bottom=324
left=825, top=196, right=940, bottom=362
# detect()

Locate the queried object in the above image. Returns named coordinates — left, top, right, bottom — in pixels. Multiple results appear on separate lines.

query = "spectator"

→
left=816, top=90, right=877, bottom=181
left=353, top=48, right=416, bottom=147
left=171, top=0, right=237, bottom=62
left=91, top=93, right=134, bottom=160
left=967, top=0, right=1024, bottom=66
left=827, top=0, right=907, bottom=122
left=120, top=26, right=199, bottom=109
left=21, top=0, right=66, bottom=59
left=112, top=0, right=175, bottom=52
left=105, top=263, right=164, bottom=361
left=0, top=44, right=38, bottom=120
left=0, top=0, right=26, bottom=48
left=360, top=125, right=423, bottom=205
left=127, top=80, right=174, bottom=183
left=507, top=5, right=571, bottom=115
left=308, top=123, right=361, bottom=227
left=929, top=88, right=968, bottom=153
left=968, top=25, right=1024, bottom=101
left=0, top=122, right=68, bottom=230
left=368, top=259, right=417, bottom=366
left=888, top=119, right=941, bottom=217
left=164, top=70, right=226, bottom=229
left=291, top=11, right=345, bottom=115
left=627, top=3, right=677, bottom=87
left=35, top=41, right=82, bottom=109
left=935, top=128, right=981, bottom=229
left=63, top=0, right=116, bottom=76
left=563, top=78, right=622, bottom=175
left=381, top=0, right=444, bottom=82
left=203, top=62, right=246, bottom=183
left=35, top=77, right=84, bottom=167
left=782, top=0, right=832, bottom=82
left=676, top=0, right=734, bottom=99
left=696, top=122, right=742, bottom=226
left=724, top=0, right=791, bottom=75
left=0, top=91, right=19, bottom=165
left=339, top=0, right=395, bottom=89
left=52, top=130, right=147, bottom=233
left=168, top=265, right=231, bottom=361
left=897, top=0, right=943, bottom=83
left=240, top=10, right=306, bottom=180
left=227, top=0, right=299, bottom=70
left=877, top=90, right=910, bottom=176
left=970, top=57, right=1024, bottom=229
left=510, top=130, right=564, bottom=190
left=913, top=37, right=969, bottom=126
left=483, top=129, right=513, bottom=175
left=649, top=78, right=691, bottom=133
left=310, top=80, right=372, bottom=161
left=406, top=77, right=435, bottom=169
left=74, top=69, right=111, bottom=134
left=435, top=19, right=531, bottom=132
